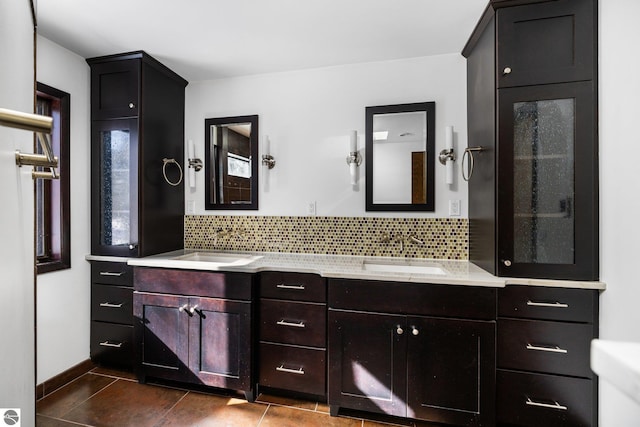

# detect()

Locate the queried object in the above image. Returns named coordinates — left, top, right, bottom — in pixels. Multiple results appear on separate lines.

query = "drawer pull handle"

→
left=99, top=341, right=123, bottom=348
left=525, top=398, right=568, bottom=411
left=276, top=320, right=306, bottom=328
left=99, top=271, right=123, bottom=277
left=526, top=300, right=569, bottom=308
left=99, top=302, right=124, bottom=308
left=276, top=365, right=305, bottom=375
left=526, top=343, right=568, bottom=354
left=276, top=283, right=306, bottom=290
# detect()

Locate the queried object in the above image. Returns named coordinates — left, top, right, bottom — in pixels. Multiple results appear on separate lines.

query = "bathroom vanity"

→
left=86, top=250, right=603, bottom=427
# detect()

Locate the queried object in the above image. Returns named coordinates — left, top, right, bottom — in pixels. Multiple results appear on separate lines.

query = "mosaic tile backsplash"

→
left=185, top=216, right=468, bottom=260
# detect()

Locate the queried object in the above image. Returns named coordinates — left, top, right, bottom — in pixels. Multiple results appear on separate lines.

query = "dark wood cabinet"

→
left=464, top=0, right=598, bottom=280
left=88, top=51, right=187, bottom=258
left=496, top=286, right=599, bottom=427
left=90, top=261, right=134, bottom=369
left=90, top=57, right=140, bottom=119
left=257, top=272, right=327, bottom=398
left=133, top=267, right=255, bottom=401
left=328, top=279, right=496, bottom=426
left=496, top=0, right=595, bottom=88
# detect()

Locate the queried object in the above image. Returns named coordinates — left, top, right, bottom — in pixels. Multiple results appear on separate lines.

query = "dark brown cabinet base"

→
left=133, top=267, right=255, bottom=402
left=328, top=279, right=496, bottom=426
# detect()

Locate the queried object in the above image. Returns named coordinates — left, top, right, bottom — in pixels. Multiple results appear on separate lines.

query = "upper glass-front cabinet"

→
left=497, top=82, right=597, bottom=280
left=92, top=119, right=139, bottom=257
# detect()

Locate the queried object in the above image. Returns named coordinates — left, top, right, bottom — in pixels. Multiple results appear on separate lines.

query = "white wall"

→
left=599, top=0, right=640, bottom=424
left=35, top=36, right=92, bottom=384
left=185, top=54, right=467, bottom=218
left=0, top=2, right=36, bottom=424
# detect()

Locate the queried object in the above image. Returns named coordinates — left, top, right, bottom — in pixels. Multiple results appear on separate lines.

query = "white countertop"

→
left=591, top=339, right=640, bottom=405
left=86, top=249, right=606, bottom=290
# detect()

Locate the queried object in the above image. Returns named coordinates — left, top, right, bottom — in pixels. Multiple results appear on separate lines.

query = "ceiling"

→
left=36, top=0, right=487, bottom=82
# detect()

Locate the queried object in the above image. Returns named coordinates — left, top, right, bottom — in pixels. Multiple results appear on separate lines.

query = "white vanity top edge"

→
left=85, top=250, right=606, bottom=290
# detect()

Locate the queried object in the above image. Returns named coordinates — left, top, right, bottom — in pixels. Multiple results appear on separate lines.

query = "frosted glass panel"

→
left=100, top=130, right=130, bottom=246
left=513, top=99, right=575, bottom=264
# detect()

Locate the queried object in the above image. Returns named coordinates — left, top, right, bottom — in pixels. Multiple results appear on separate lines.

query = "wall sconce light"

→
left=438, top=126, right=456, bottom=185
left=261, top=135, right=276, bottom=169
left=187, top=139, right=203, bottom=189
left=346, top=130, right=361, bottom=185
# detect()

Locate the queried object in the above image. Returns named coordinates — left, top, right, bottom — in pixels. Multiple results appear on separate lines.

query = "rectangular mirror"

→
left=365, top=102, right=435, bottom=211
left=204, top=115, right=258, bottom=210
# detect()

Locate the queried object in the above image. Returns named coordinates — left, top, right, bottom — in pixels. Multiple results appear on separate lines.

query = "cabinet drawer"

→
left=260, top=300, right=326, bottom=348
left=329, top=279, right=496, bottom=320
left=499, top=286, right=597, bottom=322
left=91, top=284, right=133, bottom=325
left=497, top=369, right=594, bottom=427
left=260, top=272, right=326, bottom=302
left=90, top=322, right=133, bottom=368
left=91, top=261, right=133, bottom=287
left=134, top=267, right=253, bottom=300
left=259, top=342, right=325, bottom=396
left=498, top=318, right=593, bottom=378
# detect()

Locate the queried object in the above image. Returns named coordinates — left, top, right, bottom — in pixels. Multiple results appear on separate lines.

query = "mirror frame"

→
left=365, top=102, right=436, bottom=212
left=204, top=115, right=259, bottom=210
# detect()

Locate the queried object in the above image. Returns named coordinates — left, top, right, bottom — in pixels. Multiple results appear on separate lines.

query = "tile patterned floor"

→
left=35, top=367, right=426, bottom=427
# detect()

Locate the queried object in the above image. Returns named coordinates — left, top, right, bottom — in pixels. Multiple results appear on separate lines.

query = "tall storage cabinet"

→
left=88, top=51, right=187, bottom=369
left=464, top=0, right=598, bottom=281
left=87, top=51, right=188, bottom=258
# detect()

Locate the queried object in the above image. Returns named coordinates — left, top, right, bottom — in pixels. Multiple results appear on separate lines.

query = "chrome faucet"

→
left=379, top=232, right=424, bottom=252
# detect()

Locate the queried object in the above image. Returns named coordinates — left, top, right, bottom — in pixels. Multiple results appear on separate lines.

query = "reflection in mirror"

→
left=204, top=115, right=258, bottom=210
left=366, top=102, right=435, bottom=211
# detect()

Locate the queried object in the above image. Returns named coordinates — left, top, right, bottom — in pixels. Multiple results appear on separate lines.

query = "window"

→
left=36, top=82, right=70, bottom=274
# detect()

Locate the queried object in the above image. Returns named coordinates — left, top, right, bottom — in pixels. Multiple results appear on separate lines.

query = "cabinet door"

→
left=497, top=0, right=595, bottom=88
left=91, top=58, right=139, bottom=119
left=497, top=82, right=597, bottom=280
left=133, top=292, right=190, bottom=381
left=188, top=297, right=252, bottom=391
left=328, top=309, right=406, bottom=418
left=91, top=119, right=139, bottom=257
left=407, top=317, right=495, bottom=426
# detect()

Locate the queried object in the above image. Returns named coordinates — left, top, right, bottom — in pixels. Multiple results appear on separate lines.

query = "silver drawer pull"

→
left=276, top=365, right=305, bottom=375
left=525, top=398, right=568, bottom=411
left=526, top=343, right=568, bottom=354
left=526, top=300, right=569, bottom=308
left=99, top=302, right=124, bottom=308
left=99, top=271, right=123, bottom=277
left=276, top=320, right=306, bottom=328
left=276, top=283, right=305, bottom=290
left=99, top=341, right=123, bottom=348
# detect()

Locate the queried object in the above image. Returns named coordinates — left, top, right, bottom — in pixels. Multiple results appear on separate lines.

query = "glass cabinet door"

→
left=91, top=119, right=139, bottom=256
left=498, top=82, right=597, bottom=280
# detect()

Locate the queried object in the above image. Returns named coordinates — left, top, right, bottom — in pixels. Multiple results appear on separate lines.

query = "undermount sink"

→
left=362, top=260, right=448, bottom=275
left=172, top=252, right=262, bottom=267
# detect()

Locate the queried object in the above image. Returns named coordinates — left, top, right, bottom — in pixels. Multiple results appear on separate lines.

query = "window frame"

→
left=36, top=82, right=71, bottom=274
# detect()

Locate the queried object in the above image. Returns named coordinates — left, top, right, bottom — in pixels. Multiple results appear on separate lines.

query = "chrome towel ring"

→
left=162, top=158, right=183, bottom=186
left=461, top=146, right=484, bottom=182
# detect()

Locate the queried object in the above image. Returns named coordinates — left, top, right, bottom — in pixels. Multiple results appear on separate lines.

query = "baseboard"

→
left=36, top=359, right=95, bottom=400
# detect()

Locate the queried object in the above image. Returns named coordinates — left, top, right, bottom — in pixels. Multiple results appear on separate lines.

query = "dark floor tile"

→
left=261, top=405, right=362, bottom=427
left=155, top=391, right=268, bottom=426
left=90, top=366, right=138, bottom=381
left=37, top=373, right=117, bottom=418
left=63, top=379, right=187, bottom=427
left=256, top=393, right=318, bottom=411
left=317, top=402, right=330, bottom=413
left=36, top=414, right=85, bottom=426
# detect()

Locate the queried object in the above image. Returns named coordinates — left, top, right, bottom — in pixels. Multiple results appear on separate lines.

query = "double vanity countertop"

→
left=87, top=249, right=606, bottom=290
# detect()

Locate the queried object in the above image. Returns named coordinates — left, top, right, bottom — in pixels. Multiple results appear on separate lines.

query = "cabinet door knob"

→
left=128, top=102, right=135, bottom=109
left=503, top=67, right=512, bottom=75
left=396, top=325, right=404, bottom=335
left=411, top=326, right=419, bottom=336
left=503, top=260, right=512, bottom=267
